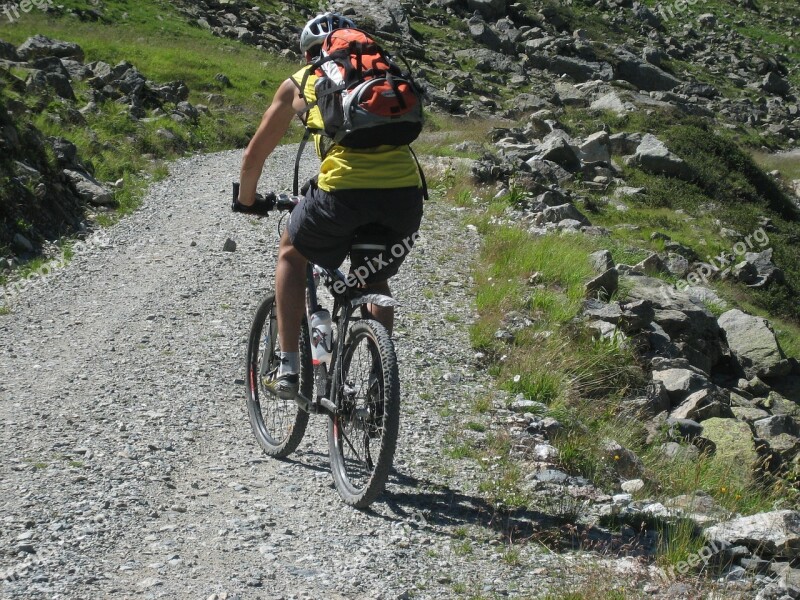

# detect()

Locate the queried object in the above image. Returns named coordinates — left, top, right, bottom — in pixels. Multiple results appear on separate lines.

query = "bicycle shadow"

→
left=380, top=470, right=658, bottom=559
left=284, top=452, right=659, bottom=560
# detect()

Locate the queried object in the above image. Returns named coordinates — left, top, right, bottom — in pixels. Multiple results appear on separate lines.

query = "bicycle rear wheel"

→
left=246, top=293, right=311, bottom=457
left=327, top=319, right=400, bottom=508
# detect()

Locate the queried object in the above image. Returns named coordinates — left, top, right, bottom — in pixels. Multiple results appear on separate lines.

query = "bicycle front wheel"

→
left=327, top=319, right=400, bottom=508
left=246, top=293, right=311, bottom=458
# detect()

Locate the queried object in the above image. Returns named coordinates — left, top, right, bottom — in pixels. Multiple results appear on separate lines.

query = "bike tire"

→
left=246, top=293, right=311, bottom=458
left=327, top=319, right=400, bottom=508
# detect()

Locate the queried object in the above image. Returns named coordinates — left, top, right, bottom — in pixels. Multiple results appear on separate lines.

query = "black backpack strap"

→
left=293, top=128, right=312, bottom=196
left=409, top=146, right=428, bottom=201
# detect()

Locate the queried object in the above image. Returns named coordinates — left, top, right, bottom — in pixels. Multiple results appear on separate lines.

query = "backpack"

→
left=297, top=28, right=425, bottom=149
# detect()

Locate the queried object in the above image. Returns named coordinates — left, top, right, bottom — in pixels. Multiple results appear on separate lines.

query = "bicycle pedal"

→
left=293, top=392, right=313, bottom=413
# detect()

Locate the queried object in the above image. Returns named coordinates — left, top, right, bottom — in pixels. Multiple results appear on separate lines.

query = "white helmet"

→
left=299, top=12, right=356, bottom=54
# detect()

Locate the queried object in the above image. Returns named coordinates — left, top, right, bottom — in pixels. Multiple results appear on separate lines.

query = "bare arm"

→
left=238, top=78, right=307, bottom=205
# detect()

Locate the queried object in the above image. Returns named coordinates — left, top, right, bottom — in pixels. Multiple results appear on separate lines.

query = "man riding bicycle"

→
left=234, top=13, right=425, bottom=401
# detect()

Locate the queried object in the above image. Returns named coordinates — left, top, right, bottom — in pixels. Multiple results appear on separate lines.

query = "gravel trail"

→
left=0, top=148, right=639, bottom=600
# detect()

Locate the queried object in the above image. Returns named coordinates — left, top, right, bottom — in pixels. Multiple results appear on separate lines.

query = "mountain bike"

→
left=233, top=183, right=401, bottom=508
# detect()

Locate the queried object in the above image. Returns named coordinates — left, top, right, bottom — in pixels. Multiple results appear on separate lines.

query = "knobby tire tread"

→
left=328, top=319, right=400, bottom=508
left=246, top=293, right=310, bottom=458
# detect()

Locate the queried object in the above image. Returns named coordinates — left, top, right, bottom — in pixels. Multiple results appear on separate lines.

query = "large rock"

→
left=701, top=417, right=758, bottom=468
left=63, top=169, right=114, bottom=206
left=625, top=276, right=723, bottom=374
left=670, top=388, right=730, bottom=422
left=590, top=92, right=635, bottom=116
left=330, top=0, right=413, bottom=35
left=652, top=369, right=709, bottom=405
left=603, top=439, right=645, bottom=479
left=577, top=131, right=611, bottom=166
left=536, top=136, right=580, bottom=170
left=613, top=49, right=681, bottom=91
left=26, top=70, right=75, bottom=100
left=718, top=309, right=789, bottom=379
left=585, top=268, right=619, bottom=301
left=469, top=20, right=503, bottom=52
left=704, top=511, right=800, bottom=558
left=762, top=72, right=791, bottom=97
left=741, top=248, right=784, bottom=288
left=527, top=54, right=614, bottom=83
left=0, top=40, right=20, bottom=61
left=467, top=0, right=506, bottom=20
left=630, top=134, right=693, bottom=180
left=17, top=35, right=84, bottom=61
left=753, top=415, right=799, bottom=440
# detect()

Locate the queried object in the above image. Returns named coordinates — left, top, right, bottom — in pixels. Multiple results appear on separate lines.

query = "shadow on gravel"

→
left=381, top=470, right=659, bottom=560
left=283, top=453, right=661, bottom=560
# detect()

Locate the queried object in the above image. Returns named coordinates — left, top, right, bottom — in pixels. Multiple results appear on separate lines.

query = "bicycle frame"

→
left=297, top=262, right=399, bottom=417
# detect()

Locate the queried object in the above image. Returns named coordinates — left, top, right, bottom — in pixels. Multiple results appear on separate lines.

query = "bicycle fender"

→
left=350, top=294, right=400, bottom=309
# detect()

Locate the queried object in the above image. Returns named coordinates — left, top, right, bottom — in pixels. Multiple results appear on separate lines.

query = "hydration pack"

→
left=297, top=28, right=425, bottom=148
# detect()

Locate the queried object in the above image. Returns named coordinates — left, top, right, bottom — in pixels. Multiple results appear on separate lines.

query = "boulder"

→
left=588, top=250, right=614, bottom=273
left=467, top=0, right=506, bottom=20
left=753, top=415, right=799, bottom=440
left=741, top=248, right=784, bottom=288
left=670, top=388, right=730, bottom=422
left=63, top=169, right=114, bottom=206
left=577, top=131, right=611, bottom=166
left=585, top=268, right=618, bottom=301
left=704, top=511, right=800, bottom=558
left=634, top=253, right=668, bottom=275
left=731, top=406, right=770, bottom=423
left=527, top=54, right=613, bottom=83
left=524, top=159, right=574, bottom=186
left=590, top=92, right=635, bottom=116
left=469, top=21, right=503, bottom=52
left=603, top=439, right=645, bottom=479
left=17, top=35, right=84, bottom=61
left=702, top=417, right=759, bottom=469
left=718, top=309, right=789, bottom=379
left=26, top=70, right=75, bottom=101
left=664, top=252, right=690, bottom=277
left=0, top=40, right=20, bottom=61
left=613, top=49, right=681, bottom=92
left=48, top=137, right=79, bottom=169
left=536, top=136, right=580, bottom=170
left=762, top=72, right=791, bottom=97
left=542, top=203, right=589, bottom=226
left=630, top=134, right=693, bottom=180
left=652, top=369, right=710, bottom=405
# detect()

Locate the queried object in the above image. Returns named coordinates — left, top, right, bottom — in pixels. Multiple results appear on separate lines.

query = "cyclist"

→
left=235, top=12, right=425, bottom=400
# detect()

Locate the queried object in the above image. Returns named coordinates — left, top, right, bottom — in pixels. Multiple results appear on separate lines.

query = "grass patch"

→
left=752, top=150, right=800, bottom=181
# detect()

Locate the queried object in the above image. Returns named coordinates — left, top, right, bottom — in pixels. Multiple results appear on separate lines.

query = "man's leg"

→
left=276, top=229, right=307, bottom=350
left=363, top=279, right=394, bottom=335
left=271, top=229, right=307, bottom=399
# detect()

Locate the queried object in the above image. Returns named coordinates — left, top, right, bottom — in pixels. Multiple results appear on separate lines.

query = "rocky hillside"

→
left=1, top=0, right=800, bottom=596
left=0, top=35, right=203, bottom=261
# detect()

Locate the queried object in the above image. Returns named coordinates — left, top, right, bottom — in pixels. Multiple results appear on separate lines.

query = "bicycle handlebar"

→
left=231, top=182, right=300, bottom=215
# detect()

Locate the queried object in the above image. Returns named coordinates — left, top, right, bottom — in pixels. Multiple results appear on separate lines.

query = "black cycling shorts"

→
left=287, top=184, right=424, bottom=285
